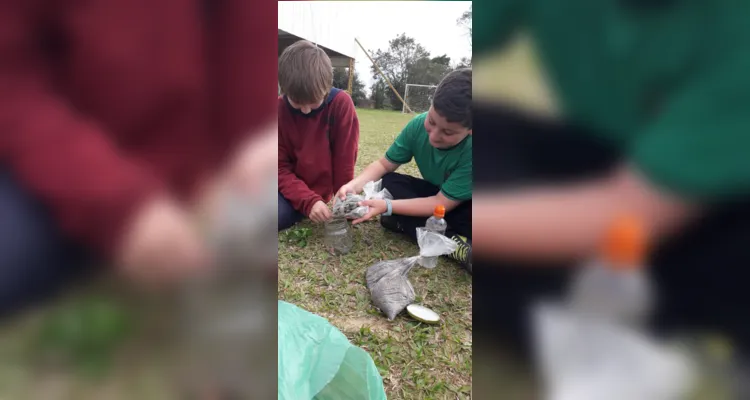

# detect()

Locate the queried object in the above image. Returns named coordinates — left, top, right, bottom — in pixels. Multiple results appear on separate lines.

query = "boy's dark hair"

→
left=278, top=40, right=333, bottom=104
left=432, top=68, right=472, bottom=129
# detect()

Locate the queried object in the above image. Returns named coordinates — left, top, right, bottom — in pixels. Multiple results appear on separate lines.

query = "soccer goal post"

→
left=402, top=84, right=438, bottom=114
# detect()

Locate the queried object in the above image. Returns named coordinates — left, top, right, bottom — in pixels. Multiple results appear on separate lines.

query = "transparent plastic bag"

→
left=332, top=180, right=393, bottom=219
left=365, top=228, right=457, bottom=320
left=532, top=303, right=695, bottom=400
left=278, top=301, right=386, bottom=400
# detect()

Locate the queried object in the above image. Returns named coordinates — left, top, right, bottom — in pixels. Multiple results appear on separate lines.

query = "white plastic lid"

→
left=406, top=304, right=440, bottom=324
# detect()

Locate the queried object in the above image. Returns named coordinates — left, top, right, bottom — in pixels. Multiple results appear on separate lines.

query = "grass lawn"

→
left=0, top=280, right=181, bottom=399
left=0, top=36, right=730, bottom=400
left=0, top=108, right=471, bottom=400
left=278, top=108, right=473, bottom=399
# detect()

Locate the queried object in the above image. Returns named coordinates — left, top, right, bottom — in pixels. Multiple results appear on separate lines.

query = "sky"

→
left=282, top=1, right=472, bottom=95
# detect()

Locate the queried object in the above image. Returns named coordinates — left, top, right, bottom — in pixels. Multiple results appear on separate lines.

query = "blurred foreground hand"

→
left=114, top=123, right=277, bottom=286
left=226, top=122, right=277, bottom=195
left=116, top=195, right=209, bottom=286
left=196, top=122, right=277, bottom=223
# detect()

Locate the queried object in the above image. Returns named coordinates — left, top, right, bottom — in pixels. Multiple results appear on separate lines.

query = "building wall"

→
left=278, top=34, right=352, bottom=68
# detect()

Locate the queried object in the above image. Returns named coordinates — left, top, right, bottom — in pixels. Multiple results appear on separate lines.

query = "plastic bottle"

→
left=420, top=205, right=448, bottom=267
left=425, top=205, right=448, bottom=236
left=567, top=215, right=653, bottom=327
left=543, top=216, right=698, bottom=400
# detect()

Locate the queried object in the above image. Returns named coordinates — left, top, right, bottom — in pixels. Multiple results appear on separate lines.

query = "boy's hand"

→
left=117, top=195, right=210, bottom=285
left=352, top=199, right=387, bottom=225
left=336, top=183, right=357, bottom=200
left=309, top=200, right=332, bottom=222
left=226, top=123, right=277, bottom=195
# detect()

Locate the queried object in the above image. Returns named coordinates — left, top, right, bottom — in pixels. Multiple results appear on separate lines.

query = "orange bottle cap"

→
left=434, top=205, right=446, bottom=219
left=602, top=214, right=647, bottom=269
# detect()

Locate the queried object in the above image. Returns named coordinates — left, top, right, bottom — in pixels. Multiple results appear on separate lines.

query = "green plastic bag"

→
left=278, top=301, right=387, bottom=400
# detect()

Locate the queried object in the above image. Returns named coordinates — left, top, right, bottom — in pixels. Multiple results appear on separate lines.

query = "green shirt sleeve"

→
left=441, top=150, right=473, bottom=201
left=473, top=0, right=524, bottom=56
left=385, top=116, right=418, bottom=165
left=631, top=47, right=750, bottom=202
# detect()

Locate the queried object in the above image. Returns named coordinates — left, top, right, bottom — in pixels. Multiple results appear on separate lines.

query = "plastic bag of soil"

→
left=278, top=301, right=387, bottom=400
left=332, top=180, right=392, bottom=219
left=365, top=228, right=457, bottom=320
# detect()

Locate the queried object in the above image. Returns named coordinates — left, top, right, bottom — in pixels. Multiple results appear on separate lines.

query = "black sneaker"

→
left=447, top=235, right=472, bottom=274
left=379, top=215, right=400, bottom=232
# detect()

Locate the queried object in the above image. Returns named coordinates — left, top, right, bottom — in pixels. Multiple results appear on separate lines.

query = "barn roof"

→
left=278, top=2, right=357, bottom=65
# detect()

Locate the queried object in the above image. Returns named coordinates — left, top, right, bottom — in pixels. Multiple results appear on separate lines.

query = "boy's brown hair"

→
left=278, top=40, right=333, bottom=104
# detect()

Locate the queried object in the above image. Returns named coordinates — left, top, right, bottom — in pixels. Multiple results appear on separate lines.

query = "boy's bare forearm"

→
left=392, top=192, right=461, bottom=217
left=473, top=166, right=697, bottom=263
left=350, top=158, right=398, bottom=192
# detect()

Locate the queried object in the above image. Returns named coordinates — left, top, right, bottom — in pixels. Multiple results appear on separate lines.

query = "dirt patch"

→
left=328, top=315, right=392, bottom=335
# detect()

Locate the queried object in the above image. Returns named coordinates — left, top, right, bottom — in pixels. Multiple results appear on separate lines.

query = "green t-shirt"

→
left=385, top=113, right=472, bottom=201
left=473, top=0, right=750, bottom=202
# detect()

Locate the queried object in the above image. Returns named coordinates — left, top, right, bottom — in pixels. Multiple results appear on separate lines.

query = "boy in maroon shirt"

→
left=277, top=40, right=360, bottom=230
left=0, top=0, right=277, bottom=316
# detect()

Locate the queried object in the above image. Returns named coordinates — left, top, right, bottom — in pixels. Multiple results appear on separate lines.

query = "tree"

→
left=457, top=6, right=472, bottom=46
left=349, top=72, right=367, bottom=106
left=369, top=34, right=430, bottom=111
left=332, top=68, right=367, bottom=106
left=333, top=68, right=348, bottom=91
left=455, top=7, right=472, bottom=70
left=369, top=78, right=390, bottom=110
left=455, top=56, right=472, bottom=70
left=369, top=34, right=453, bottom=111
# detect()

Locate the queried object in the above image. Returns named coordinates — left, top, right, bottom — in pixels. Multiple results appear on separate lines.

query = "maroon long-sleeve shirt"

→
left=278, top=90, right=359, bottom=216
left=0, top=0, right=277, bottom=255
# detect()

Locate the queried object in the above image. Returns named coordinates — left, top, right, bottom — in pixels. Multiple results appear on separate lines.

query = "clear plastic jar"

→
left=180, top=180, right=278, bottom=398
left=325, top=218, right=353, bottom=255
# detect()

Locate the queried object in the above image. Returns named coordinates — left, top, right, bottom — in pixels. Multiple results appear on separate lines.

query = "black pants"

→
left=473, top=103, right=750, bottom=361
left=379, top=172, right=472, bottom=241
left=0, top=170, right=92, bottom=318
left=278, top=192, right=304, bottom=231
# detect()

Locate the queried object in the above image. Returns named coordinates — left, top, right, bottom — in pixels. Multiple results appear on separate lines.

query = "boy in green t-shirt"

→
left=336, top=69, right=472, bottom=272
left=470, top=0, right=750, bottom=368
